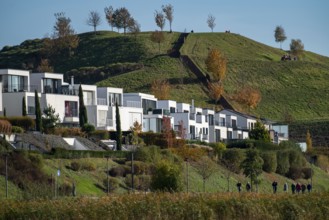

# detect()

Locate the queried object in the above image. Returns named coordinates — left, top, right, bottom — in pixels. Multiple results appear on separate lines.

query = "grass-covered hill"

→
left=1, top=31, right=329, bottom=122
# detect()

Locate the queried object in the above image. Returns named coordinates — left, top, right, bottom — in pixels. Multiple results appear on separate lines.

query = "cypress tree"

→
left=34, top=90, right=42, bottom=131
left=78, top=84, right=88, bottom=127
left=22, top=97, right=27, bottom=116
left=3, top=108, right=6, bottom=117
left=115, top=102, right=122, bottom=151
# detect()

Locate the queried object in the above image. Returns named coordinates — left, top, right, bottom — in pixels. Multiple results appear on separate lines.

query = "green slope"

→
left=1, top=31, right=329, bottom=121
left=181, top=33, right=329, bottom=121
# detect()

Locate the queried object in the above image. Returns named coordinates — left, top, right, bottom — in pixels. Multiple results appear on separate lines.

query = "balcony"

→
left=2, top=84, right=39, bottom=93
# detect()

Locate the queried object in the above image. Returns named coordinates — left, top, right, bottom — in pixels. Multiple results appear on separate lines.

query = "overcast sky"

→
left=1, top=0, right=328, bottom=57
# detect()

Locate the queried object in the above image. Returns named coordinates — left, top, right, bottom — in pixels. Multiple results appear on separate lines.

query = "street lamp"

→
left=131, top=151, right=134, bottom=193
left=5, top=153, right=8, bottom=198
left=185, top=158, right=189, bottom=193
left=105, top=155, right=111, bottom=195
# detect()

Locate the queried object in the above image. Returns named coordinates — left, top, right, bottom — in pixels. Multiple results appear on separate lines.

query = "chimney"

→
left=71, top=76, right=74, bottom=87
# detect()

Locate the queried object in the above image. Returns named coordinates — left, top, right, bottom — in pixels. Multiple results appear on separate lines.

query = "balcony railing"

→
left=98, top=119, right=115, bottom=127
left=2, top=84, right=39, bottom=93
left=97, top=98, right=107, bottom=106
left=124, top=101, right=141, bottom=108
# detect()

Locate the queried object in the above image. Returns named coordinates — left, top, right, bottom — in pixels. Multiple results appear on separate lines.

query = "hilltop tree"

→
left=104, top=6, right=115, bottom=31
left=274, top=25, right=287, bottom=49
left=22, top=97, right=27, bottom=116
left=154, top=10, right=166, bottom=31
left=162, top=4, right=174, bottom=32
left=78, top=85, right=88, bottom=127
left=52, top=12, right=79, bottom=56
left=86, top=11, right=101, bottom=33
left=128, top=20, right=141, bottom=39
left=290, top=39, right=304, bottom=58
left=34, top=90, right=42, bottom=132
left=207, top=14, right=216, bottom=32
left=194, top=156, right=218, bottom=192
left=306, top=130, right=313, bottom=152
left=113, top=7, right=134, bottom=34
left=205, top=48, right=227, bottom=82
left=240, top=148, right=264, bottom=192
left=249, top=121, right=270, bottom=142
left=116, top=102, right=122, bottom=151
left=151, top=79, right=170, bottom=100
left=150, top=31, right=165, bottom=53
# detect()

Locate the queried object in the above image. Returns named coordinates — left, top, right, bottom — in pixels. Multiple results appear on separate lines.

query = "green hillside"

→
left=1, top=31, right=329, bottom=121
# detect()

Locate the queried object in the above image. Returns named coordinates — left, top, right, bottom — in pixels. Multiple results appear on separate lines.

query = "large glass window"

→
left=4, top=75, right=25, bottom=92
left=43, top=78, right=60, bottom=93
left=83, top=91, right=93, bottom=105
left=109, top=93, right=122, bottom=106
left=65, top=101, right=78, bottom=117
left=142, top=99, right=156, bottom=114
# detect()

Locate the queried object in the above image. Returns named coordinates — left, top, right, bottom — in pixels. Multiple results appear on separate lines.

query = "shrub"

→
left=12, top=126, right=24, bottom=133
left=210, top=142, right=226, bottom=159
left=109, top=166, right=127, bottom=177
left=302, top=167, right=313, bottom=179
left=125, top=174, right=151, bottom=191
left=103, top=177, right=120, bottom=192
left=53, top=127, right=84, bottom=137
left=288, top=149, right=306, bottom=167
left=70, top=161, right=82, bottom=171
left=4, top=116, right=34, bottom=131
left=286, top=166, right=303, bottom=180
left=82, top=123, right=95, bottom=134
left=315, top=154, right=329, bottom=172
left=221, top=149, right=244, bottom=173
left=70, top=160, right=96, bottom=171
left=151, top=160, right=182, bottom=192
left=276, top=151, right=290, bottom=175
left=261, top=152, right=277, bottom=173
left=125, top=161, right=150, bottom=175
left=134, top=146, right=162, bottom=163
left=90, top=130, right=109, bottom=140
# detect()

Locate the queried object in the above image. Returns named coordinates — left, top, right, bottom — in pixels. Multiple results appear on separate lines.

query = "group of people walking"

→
left=236, top=181, right=312, bottom=193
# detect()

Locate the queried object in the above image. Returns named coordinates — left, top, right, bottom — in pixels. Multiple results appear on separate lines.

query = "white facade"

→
left=0, top=69, right=288, bottom=145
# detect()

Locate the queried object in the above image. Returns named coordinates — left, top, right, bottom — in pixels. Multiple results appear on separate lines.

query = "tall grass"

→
left=1, top=192, right=328, bottom=219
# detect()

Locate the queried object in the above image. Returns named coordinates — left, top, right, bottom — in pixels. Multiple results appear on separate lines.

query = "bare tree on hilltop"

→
left=104, top=6, right=115, bottom=31
left=155, top=10, right=166, bottom=31
left=207, top=14, right=216, bottom=32
left=162, top=4, right=174, bottom=32
left=274, top=25, right=287, bottom=49
left=86, top=11, right=101, bottom=34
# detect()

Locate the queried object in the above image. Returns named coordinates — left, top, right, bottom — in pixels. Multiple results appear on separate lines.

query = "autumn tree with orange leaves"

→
left=205, top=49, right=227, bottom=82
left=233, top=86, right=261, bottom=109
left=151, top=79, right=170, bottom=100
left=208, top=81, right=224, bottom=103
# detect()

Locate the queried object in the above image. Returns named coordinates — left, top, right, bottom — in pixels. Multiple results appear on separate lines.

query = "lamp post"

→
left=5, top=153, right=8, bottom=198
left=185, top=158, right=189, bottom=193
left=131, top=152, right=134, bottom=193
left=105, top=155, right=111, bottom=195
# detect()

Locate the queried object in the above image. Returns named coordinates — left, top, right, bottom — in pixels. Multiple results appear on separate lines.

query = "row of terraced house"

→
left=0, top=69, right=288, bottom=144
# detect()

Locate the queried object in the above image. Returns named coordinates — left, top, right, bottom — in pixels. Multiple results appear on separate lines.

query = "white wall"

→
left=119, top=106, right=143, bottom=131
left=2, top=92, right=26, bottom=116
left=0, top=83, right=2, bottom=113
left=42, top=93, right=79, bottom=123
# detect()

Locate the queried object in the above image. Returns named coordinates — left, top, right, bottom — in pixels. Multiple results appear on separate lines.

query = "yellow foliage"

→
left=205, top=49, right=227, bottom=82
left=151, top=79, right=170, bottom=100
left=233, top=86, right=261, bottom=109
left=207, top=81, right=224, bottom=103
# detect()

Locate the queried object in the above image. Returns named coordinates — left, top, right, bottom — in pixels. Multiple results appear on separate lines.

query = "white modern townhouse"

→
left=0, top=68, right=288, bottom=144
left=123, top=93, right=174, bottom=133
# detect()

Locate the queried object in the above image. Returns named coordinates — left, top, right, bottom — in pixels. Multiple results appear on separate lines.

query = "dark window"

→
left=142, top=99, right=156, bottom=114
left=170, top=107, right=176, bottom=113
left=65, top=101, right=78, bottom=117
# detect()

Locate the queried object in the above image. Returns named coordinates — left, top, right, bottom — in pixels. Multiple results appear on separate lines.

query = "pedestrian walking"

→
left=283, top=182, right=288, bottom=192
left=236, top=182, right=242, bottom=193
left=291, top=183, right=296, bottom=194
left=307, top=183, right=312, bottom=193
